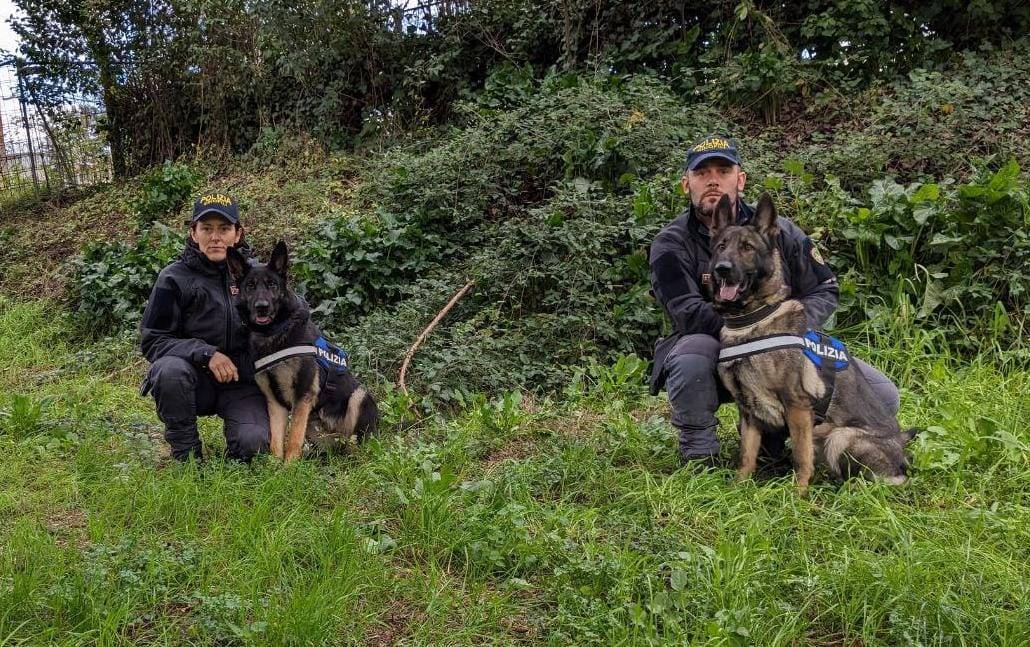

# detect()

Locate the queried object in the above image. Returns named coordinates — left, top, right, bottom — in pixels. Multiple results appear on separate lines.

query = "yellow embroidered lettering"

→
left=200, top=194, right=232, bottom=206
left=692, top=138, right=730, bottom=153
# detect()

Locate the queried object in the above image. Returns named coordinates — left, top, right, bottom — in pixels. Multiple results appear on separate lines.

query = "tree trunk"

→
left=84, top=21, right=126, bottom=177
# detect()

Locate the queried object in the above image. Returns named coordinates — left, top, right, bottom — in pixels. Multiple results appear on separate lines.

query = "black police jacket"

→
left=648, top=199, right=839, bottom=392
left=140, top=240, right=255, bottom=381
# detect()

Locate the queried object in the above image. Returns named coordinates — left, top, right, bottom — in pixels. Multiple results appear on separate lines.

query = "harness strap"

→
left=722, top=302, right=781, bottom=330
left=254, top=345, right=319, bottom=373
left=718, top=335, right=806, bottom=362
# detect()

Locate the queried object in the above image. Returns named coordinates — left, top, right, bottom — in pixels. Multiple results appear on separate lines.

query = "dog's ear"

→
left=711, top=194, right=735, bottom=236
left=225, top=247, right=250, bottom=282
left=754, top=193, right=779, bottom=239
left=269, top=240, right=289, bottom=278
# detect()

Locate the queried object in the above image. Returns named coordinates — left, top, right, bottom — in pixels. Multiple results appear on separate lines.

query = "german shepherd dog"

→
left=226, top=242, right=378, bottom=462
left=708, top=194, right=916, bottom=491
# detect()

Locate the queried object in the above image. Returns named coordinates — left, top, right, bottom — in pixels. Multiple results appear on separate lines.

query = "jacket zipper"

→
left=222, top=270, right=234, bottom=355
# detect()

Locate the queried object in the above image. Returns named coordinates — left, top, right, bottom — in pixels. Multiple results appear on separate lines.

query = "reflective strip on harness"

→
left=718, top=331, right=850, bottom=423
left=718, top=335, right=806, bottom=362
left=254, top=345, right=319, bottom=372
left=718, top=330, right=851, bottom=372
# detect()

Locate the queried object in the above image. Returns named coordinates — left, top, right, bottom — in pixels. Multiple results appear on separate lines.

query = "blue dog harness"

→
left=254, top=336, right=350, bottom=374
left=718, top=329, right=851, bottom=422
left=718, top=330, right=850, bottom=370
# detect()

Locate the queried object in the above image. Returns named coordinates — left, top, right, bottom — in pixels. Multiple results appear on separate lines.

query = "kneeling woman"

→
left=139, top=193, right=269, bottom=462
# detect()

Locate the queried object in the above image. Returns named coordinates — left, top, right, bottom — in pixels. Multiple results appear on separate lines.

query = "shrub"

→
left=758, top=157, right=1028, bottom=353
left=69, top=224, right=183, bottom=335
left=293, top=76, right=705, bottom=398
left=788, top=44, right=1030, bottom=191
left=133, top=161, right=203, bottom=227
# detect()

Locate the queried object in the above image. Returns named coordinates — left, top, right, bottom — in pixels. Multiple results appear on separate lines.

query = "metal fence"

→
left=0, top=60, right=111, bottom=205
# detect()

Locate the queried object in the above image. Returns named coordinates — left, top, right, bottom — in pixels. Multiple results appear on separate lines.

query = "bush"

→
left=294, top=76, right=707, bottom=399
left=133, top=161, right=203, bottom=227
left=69, top=224, right=183, bottom=335
left=758, top=157, right=1029, bottom=353
left=787, top=44, right=1030, bottom=191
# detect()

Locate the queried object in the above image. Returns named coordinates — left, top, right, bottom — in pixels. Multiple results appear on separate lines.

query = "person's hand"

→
left=208, top=351, right=239, bottom=383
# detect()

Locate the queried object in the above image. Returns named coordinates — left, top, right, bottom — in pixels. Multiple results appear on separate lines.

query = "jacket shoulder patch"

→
left=810, top=244, right=825, bottom=265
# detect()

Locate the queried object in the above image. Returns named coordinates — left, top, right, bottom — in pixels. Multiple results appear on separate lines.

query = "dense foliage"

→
left=65, top=43, right=1028, bottom=399
left=133, top=161, right=202, bottom=227
left=69, top=224, right=182, bottom=335
left=9, top=1, right=1029, bottom=174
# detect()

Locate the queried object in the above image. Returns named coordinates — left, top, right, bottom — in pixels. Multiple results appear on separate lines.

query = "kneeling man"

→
left=648, top=135, right=899, bottom=467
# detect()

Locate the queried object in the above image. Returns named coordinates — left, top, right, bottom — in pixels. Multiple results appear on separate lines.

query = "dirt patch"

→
left=501, top=615, right=539, bottom=642
left=44, top=507, right=88, bottom=548
left=546, top=410, right=605, bottom=439
left=483, top=435, right=538, bottom=470
left=123, top=599, right=196, bottom=643
left=363, top=599, right=426, bottom=646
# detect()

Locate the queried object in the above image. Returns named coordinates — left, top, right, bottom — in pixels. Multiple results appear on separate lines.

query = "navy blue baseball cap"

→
left=191, top=192, right=240, bottom=224
left=684, top=134, right=742, bottom=170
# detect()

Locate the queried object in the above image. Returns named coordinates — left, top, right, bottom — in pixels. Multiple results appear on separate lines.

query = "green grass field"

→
left=0, top=298, right=1027, bottom=645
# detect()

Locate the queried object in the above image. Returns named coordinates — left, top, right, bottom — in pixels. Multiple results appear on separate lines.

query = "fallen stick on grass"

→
left=398, top=279, right=475, bottom=397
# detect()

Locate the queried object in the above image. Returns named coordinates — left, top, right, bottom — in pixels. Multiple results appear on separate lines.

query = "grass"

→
left=0, top=298, right=1027, bottom=645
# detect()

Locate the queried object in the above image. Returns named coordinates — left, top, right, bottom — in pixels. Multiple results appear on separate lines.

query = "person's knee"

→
left=665, top=334, right=720, bottom=380
left=854, top=358, right=901, bottom=416
left=149, top=356, right=197, bottom=394
left=231, top=427, right=269, bottom=460
left=667, top=334, right=721, bottom=363
left=876, top=381, right=901, bottom=416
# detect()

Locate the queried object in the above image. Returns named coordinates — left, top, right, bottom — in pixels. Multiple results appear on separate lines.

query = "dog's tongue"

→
left=719, top=284, right=741, bottom=301
left=255, top=314, right=272, bottom=325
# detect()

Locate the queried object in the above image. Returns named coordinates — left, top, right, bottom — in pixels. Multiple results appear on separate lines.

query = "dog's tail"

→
left=822, top=426, right=863, bottom=480
left=344, top=387, right=379, bottom=443
left=822, top=426, right=909, bottom=483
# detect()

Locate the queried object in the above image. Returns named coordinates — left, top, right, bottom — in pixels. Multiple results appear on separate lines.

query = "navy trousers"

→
left=145, top=356, right=270, bottom=462
left=657, top=334, right=900, bottom=461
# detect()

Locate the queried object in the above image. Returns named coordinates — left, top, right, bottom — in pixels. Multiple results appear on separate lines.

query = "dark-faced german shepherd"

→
left=226, top=242, right=378, bottom=462
left=708, top=194, right=916, bottom=491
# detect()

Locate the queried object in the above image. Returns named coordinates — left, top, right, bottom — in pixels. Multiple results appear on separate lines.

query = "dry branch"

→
left=397, top=279, right=475, bottom=397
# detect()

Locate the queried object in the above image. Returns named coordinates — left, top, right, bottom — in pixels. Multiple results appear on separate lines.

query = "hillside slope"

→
left=0, top=41, right=1028, bottom=644
left=2, top=44, right=1027, bottom=398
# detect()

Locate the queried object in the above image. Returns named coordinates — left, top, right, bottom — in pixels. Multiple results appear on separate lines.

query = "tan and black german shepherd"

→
left=709, top=194, right=917, bottom=491
left=226, top=242, right=378, bottom=462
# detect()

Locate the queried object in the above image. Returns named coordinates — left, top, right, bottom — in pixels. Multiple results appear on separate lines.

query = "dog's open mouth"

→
left=715, top=278, right=749, bottom=303
left=718, top=283, right=742, bottom=301
left=254, top=314, right=273, bottom=325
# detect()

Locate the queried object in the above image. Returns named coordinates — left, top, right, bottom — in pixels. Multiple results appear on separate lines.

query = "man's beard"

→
left=695, top=199, right=717, bottom=219
left=693, top=191, right=734, bottom=219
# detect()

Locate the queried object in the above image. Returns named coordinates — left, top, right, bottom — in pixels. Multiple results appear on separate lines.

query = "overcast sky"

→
left=0, top=0, right=18, bottom=56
